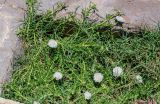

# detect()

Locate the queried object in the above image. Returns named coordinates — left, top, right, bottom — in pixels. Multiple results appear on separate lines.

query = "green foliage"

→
left=2, top=1, right=160, bottom=104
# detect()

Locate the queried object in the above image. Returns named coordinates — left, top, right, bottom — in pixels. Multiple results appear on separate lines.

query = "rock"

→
left=0, top=0, right=5, bottom=4
left=0, top=97, right=23, bottom=104
left=38, top=0, right=160, bottom=31
left=0, top=0, right=25, bottom=92
left=116, top=16, right=126, bottom=23
left=5, top=0, right=27, bottom=10
left=0, top=48, right=13, bottom=86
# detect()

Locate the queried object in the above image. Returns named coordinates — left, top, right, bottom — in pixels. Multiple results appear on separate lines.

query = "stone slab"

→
left=0, top=0, right=26, bottom=96
left=0, top=0, right=5, bottom=4
left=0, top=97, right=22, bottom=104
left=5, top=0, right=27, bottom=10
left=0, top=48, right=13, bottom=85
left=38, top=0, right=160, bottom=30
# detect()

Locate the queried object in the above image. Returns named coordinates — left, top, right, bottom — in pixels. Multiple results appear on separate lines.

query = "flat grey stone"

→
left=0, top=0, right=5, bottom=4
left=5, top=0, right=27, bottom=10
left=0, top=48, right=13, bottom=84
left=0, top=97, right=23, bottom=104
left=0, top=0, right=26, bottom=94
left=38, top=0, right=160, bottom=30
left=38, top=0, right=60, bottom=11
left=0, top=18, right=6, bottom=45
left=0, top=5, right=25, bottom=20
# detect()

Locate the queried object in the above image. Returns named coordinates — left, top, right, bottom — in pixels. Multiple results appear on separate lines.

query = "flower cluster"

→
left=33, top=101, right=40, bottom=104
left=84, top=91, right=92, bottom=100
left=135, top=75, right=143, bottom=83
left=113, top=67, right=123, bottom=77
left=53, top=72, right=63, bottom=80
left=93, top=72, right=104, bottom=83
left=48, top=40, right=143, bottom=101
left=48, top=39, right=58, bottom=48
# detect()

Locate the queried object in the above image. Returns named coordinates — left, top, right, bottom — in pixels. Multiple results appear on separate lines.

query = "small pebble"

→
left=116, top=16, right=125, bottom=23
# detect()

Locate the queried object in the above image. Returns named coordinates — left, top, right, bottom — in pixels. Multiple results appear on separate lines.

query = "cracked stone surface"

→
left=0, top=0, right=26, bottom=97
left=38, top=0, right=160, bottom=31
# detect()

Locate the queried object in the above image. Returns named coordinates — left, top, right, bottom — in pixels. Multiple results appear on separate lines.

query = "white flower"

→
left=53, top=72, right=63, bottom=80
left=113, top=67, right=123, bottom=77
left=116, top=16, right=125, bottom=23
left=84, top=91, right=92, bottom=100
left=48, top=39, right=58, bottom=48
left=33, top=101, right=40, bottom=104
left=135, top=75, right=143, bottom=83
left=93, top=73, right=104, bottom=83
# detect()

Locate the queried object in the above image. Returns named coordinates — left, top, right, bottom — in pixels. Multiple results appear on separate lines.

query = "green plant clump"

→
left=2, top=1, right=160, bottom=104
